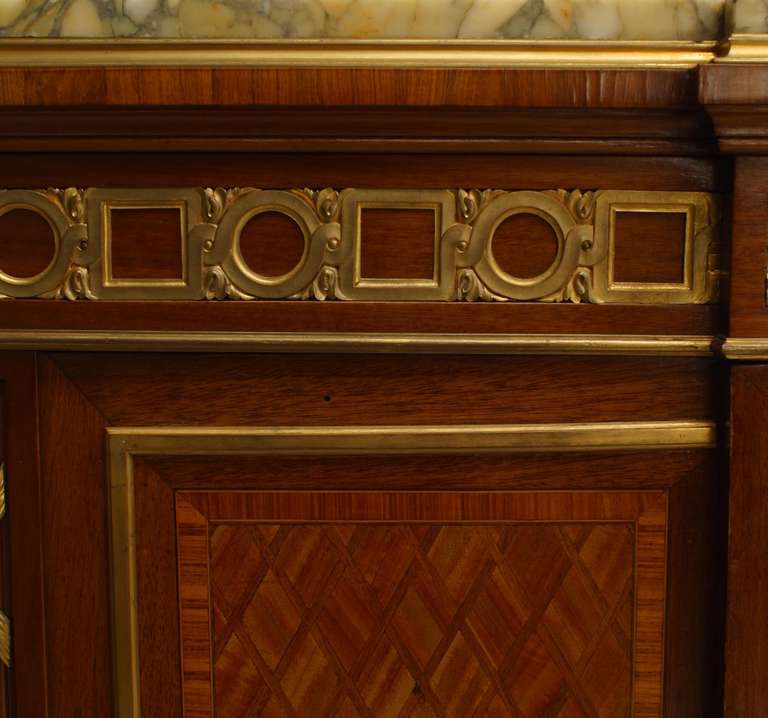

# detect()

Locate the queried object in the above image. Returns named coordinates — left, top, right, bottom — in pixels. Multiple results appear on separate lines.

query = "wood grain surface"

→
left=0, top=68, right=698, bottom=108
left=109, top=207, right=185, bottom=280
left=239, top=211, right=308, bottom=280
left=0, top=208, right=56, bottom=280
left=177, top=489, right=666, bottom=717
left=0, top=301, right=720, bottom=338
left=0, top=107, right=714, bottom=155
left=360, top=208, right=436, bottom=280
left=0, top=354, right=46, bottom=717
left=612, top=211, right=687, bottom=285
left=699, top=64, right=768, bottom=154
left=726, top=367, right=768, bottom=717
left=37, top=355, right=111, bottom=718
left=49, top=352, right=718, bottom=426
left=0, top=153, right=721, bottom=192
left=729, top=157, right=768, bottom=337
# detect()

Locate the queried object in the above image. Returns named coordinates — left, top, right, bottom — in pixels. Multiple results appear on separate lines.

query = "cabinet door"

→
left=2, top=352, right=724, bottom=717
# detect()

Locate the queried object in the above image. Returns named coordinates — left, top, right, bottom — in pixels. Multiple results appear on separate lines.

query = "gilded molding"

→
left=0, top=330, right=716, bottom=355
left=0, top=188, right=88, bottom=299
left=0, top=612, right=9, bottom=669
left=0, top=39, right=720, bottom=69
left=721, top=338, right=768, bottom=359
left=0, top=465, right=7, bottom=669
left=0, top=186, right=721, bottom=305
left=717, top=34, right=768, bottom=62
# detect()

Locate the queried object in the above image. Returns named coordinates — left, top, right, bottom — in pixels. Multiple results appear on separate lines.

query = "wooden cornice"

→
left=0, top=66, right=713, bottom=155
left=0, top=105, right=713, bottom=155
left=699, top=64, right=768, bottom=154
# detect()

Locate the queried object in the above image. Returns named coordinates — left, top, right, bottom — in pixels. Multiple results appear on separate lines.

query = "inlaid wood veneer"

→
left=176, top=490, right=666, bottom=718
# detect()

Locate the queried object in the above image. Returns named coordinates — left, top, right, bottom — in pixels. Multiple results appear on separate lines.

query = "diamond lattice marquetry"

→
left=209, top=522, right=634, bottom=717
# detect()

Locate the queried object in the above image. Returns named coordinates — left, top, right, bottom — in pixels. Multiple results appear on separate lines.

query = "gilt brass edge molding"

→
left=106, top=419, right=714, bottom=718
left=0, top=187, right=722, bottom=305
left=0, top=331, right=717, bottom=356
left=720, top=337, right=768, bottom=359
left=0, top=39, right=719, bottom=69
left=716, top=34, right=768, bottom=62
left=0, top=613, right=9, bottom=670
left=108, top=441, right=139, bottom=718
left=0, top=465, right=8, bottom=669
left=0, top=464, right=5, bottom=521
left=107, top=421, right=718, bottom=454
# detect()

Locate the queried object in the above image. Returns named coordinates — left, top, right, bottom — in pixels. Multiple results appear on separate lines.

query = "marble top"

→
left=0, top=0, right=727, bottom=40
left=730, top=0, right=768, bottom=33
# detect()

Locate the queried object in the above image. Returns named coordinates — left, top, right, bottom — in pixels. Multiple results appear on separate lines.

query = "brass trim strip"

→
left=0, top=612, right=9, bottom=669
left=107, top=420, right=715, bottom=718
left=717, top=34, right=768, bottom=62
left=0, top=331, right=716, bottom=356
left=0, top=466, right=6, bottom=670
left=0, top=39, right=718, bottom=69
left=0, top=464, right=5, bottom=521
left=108, top=421, right=718, bottom=455
left=721, top=338, right=768, bottom=359
left=0, top=465, right=7, bottom=670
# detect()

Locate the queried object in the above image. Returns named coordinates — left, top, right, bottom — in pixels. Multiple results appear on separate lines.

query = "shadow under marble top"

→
left=0, top=0, right=729, bottom=41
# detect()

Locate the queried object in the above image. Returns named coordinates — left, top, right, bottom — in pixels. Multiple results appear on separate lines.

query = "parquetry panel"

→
left=175, top=491, right=666, bottom=718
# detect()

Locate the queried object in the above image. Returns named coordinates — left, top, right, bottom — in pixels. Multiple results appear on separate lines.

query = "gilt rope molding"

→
left=0, top=187, right=721, bottom=304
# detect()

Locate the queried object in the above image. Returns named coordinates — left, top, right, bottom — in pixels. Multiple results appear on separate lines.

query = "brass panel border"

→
left=591, top=191, right=718, bottom=304
left=107, top=420, right=716, bottom=718
left=85, top=188, right=206, bottom=299
left=0, top=464, right=8, bottom=669
left=0, top=613, right=8, bottom=670
left=0, top=39, right=718, bottom=69
left=0, top=464, right=5, bottom=521
left=339, top=189, right=456, bottom=300
left=0, top=330, right=716, bottom=355
left=101, top=203, right=187, bottom=288
left=607, top=204, right=694, bottom=290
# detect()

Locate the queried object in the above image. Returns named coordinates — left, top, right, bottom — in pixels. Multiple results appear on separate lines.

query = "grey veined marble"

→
left=0, top=0, right=726, bottom=40
left=730, top=0, right=768, bottom=33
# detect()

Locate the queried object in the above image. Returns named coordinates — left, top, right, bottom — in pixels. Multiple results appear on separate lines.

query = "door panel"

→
left=8, top=352, right=725, bottom=717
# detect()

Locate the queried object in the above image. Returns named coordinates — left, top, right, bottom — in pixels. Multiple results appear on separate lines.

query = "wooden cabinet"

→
left=2, top=59, right=765, bottom=716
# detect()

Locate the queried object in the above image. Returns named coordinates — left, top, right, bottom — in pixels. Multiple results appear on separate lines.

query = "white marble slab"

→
left=729, top=0, right=768, bottom=33
left=0, top=0, right=725, bottom=40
